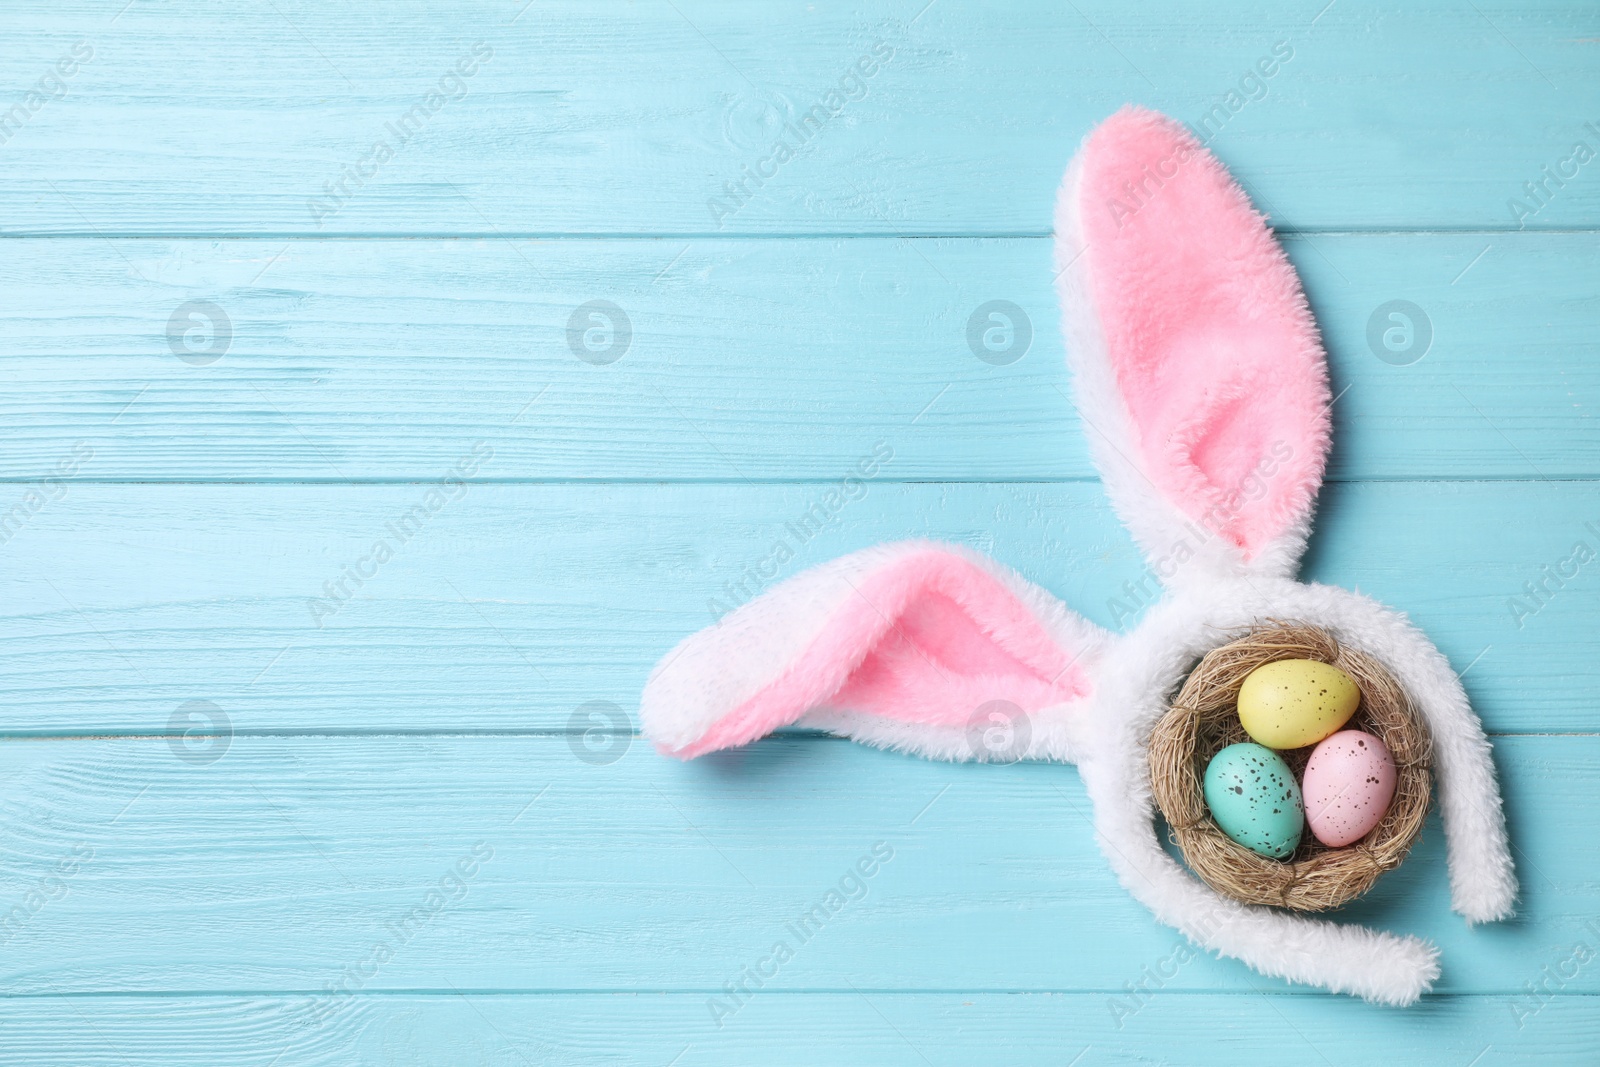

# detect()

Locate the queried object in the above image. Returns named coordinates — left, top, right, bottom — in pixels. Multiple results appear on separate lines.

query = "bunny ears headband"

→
left=640, top=107, right=1515, bottom=1005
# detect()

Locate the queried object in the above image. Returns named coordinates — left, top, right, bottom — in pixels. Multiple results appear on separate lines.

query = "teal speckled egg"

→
left=1203, top=743, right=1304, bottom=859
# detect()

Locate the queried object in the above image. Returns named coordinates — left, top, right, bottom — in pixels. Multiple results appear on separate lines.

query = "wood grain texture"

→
left=1, top=2, right=1597, bottom=236
left=0, top=993, right=1592, bottom=1066
left=0, top=481, right=1591, bottom=734
left=5, top=0, right=1596, bottom=1055
left=2, top=234, right=1596, bottom=481
left=0, top=736, right=1592, bottom=997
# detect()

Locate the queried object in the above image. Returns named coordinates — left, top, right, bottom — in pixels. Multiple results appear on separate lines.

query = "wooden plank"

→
left=0, top=480, right=1591, bottom=734
left=2, top=2, right=1598, bottom=235
left=2, top=234, right=1595, bottom=481
left=0, top=735, right=1591, bottom=996
left=0, top=993, right=1592, bottom=1066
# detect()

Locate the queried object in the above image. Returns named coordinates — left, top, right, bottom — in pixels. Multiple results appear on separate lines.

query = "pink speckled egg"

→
left=1302, top=730, right=1397, bottom=847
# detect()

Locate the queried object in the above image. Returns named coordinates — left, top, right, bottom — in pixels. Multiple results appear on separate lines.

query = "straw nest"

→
left=1148, top=623, right=1432, bottom=911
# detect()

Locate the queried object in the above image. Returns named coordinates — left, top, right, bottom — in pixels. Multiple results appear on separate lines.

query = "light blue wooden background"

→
left=1, top=2, right=1597, bottom=1064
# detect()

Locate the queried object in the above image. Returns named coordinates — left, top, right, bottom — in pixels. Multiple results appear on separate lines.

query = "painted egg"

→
left=1203, top=743, right=1304, bottom=859
left=1302, top=730, right=1398, bottom=847
left=1237, top=659, right=1361, bottom=750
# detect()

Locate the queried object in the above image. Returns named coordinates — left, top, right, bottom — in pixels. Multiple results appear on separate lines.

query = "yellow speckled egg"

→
left=1237, top=659, right=1361, bottom=750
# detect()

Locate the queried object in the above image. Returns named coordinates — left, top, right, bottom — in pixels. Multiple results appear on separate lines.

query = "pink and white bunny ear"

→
left=640, top=542, right=1107, bottom=762
left=1056, top=107, right=1332, bottom=580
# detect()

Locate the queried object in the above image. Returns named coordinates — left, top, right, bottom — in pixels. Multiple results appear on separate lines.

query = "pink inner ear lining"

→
left=1166, top=374, right=1310, bottom=552
left=1074, top=106, right=1330, bottom=560
left=668, top=550, right=1091, bottom=758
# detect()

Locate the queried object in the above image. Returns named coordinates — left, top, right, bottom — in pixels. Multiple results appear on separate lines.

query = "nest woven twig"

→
left=1148, top=623, right=1432, bottom=911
